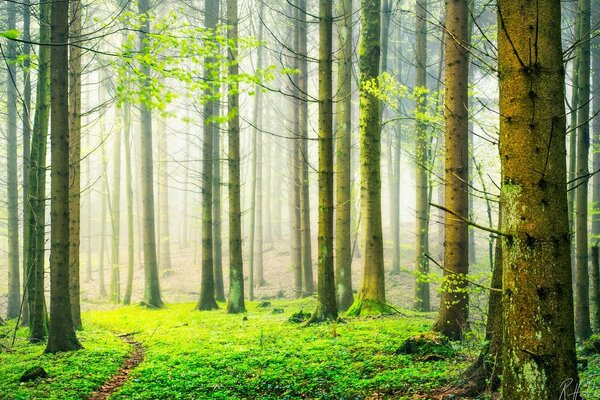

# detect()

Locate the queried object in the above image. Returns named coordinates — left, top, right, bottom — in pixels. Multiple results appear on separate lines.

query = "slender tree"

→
left=226, top=0, right=246, bottom=314
left=123, top=104, right=135, bottom=305
left=6, top=0, right=20, bottom=320
left=498, top=0, right=580, bottom=396
left=25, top=0, right=51, bottom=342
left=432, top=0, right=470, bottom=340
left=591, top=4, right=600, bottom=330
left=335, top=0, right=354, bottom=311
left=158, top=118, right=172, bottom=273
left=109, top=109, right=122, bottom=304
left=138, top=0, right=163, bottom=308
left=575, top=0, right=592, bottom=340
left=197, top=0, right=220, bottom=310
left=347, top=0, right=387, bottom=316
left=414, top=0, right=430, bottom=312
left=309, top=0, right=337, bottom=322
left=68, top=0, right=83, bottom=328
left=46, top=0, right=82, bottom=353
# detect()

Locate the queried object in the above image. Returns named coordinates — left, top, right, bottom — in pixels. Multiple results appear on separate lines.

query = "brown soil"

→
left=88, top=334, right=144, bottom=400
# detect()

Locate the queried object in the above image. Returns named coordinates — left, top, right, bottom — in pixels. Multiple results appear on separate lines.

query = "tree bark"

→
left=498, top=0, right=580, bottom=396
left=432, top=0, right=470, bottom=341
left=46, top=0, right=82, bottom=353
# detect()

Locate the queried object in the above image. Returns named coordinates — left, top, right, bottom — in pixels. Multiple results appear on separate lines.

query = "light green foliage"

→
left=114, top=9, right=276, bottom=116
left=0, top=322, right=129, bottom=399
left=0, top=29, right=20, bottom=39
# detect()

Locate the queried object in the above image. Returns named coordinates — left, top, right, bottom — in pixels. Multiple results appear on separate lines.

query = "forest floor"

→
left=1, top=298, right=600, bottom=399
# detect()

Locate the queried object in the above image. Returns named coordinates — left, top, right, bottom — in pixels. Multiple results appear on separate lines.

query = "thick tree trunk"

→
left=575, top=0, right=592, bottom=340
left=25, top=0, right=51, bottom=342
left=226, top=0, right=246, bottom=314
left=498, top=0, right=580, bottom=396
left=414, top=0, right=430, bottom=312
left=335, top=0, right=354, bottom=311
left=46, top=0, right=82, bottom=353
left=68, top=0, right=82, bottom=328
left=347, top=0, right=387, bottom=316
left=138, top=0, right=163, bottom=308
left=432, top=0, right=470, bottom=341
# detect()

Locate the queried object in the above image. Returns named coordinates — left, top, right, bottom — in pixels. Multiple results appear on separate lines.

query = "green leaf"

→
left=0, top=29, right=20, bottom=40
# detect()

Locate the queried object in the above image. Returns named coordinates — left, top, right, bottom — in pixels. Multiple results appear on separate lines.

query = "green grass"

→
left=6, top=298, right=599, bottom=399
left=0, top=321, right=130, bottom=400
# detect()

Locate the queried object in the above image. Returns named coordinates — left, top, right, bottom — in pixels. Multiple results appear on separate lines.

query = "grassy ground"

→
left=1, top=298, right=599, bottom=399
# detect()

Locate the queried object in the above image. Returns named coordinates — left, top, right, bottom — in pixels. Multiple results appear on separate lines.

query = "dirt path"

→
left=89, top=334, right=144, bottom=400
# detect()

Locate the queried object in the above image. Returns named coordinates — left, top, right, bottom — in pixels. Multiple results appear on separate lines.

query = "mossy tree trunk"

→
left=6, top=0, right=20, bottom=320
left=68, top=0, right=82, bottom=328
left=575, top=0, right=592, bottom=340
left=414, top=0, right=430, bottom=312
left=335, top=0, right=354, bottom=311
left=25, top=0, right=50, bottom=342
left=46, top=0, right=82, bottom=353
left=347, top=0, right=387, bottom=316
left=310, top=0, right=337, bottom=323
left=432, top=0, right=470, bottom=341
left=226, top=0, right=246, bottom=314
left=498, top=0, right=580, bottom=396
left=138, top=0, right=163, bottom=308
left=197, top=0, right=220, bottom=311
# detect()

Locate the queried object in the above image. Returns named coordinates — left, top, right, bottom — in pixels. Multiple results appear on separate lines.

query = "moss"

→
left=346, top=298, right=395, bottom=317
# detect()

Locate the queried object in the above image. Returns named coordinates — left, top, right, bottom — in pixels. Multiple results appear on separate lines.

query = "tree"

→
left=158, top=118, right=172, bottom=274
left=309, top=0, right=337, bottom=323
left=432, top=0, right=470, bottom=340
left=25, top=0, right=51, bottom=342
left=46, top=0, right=82, bottom=353
left=226, top=0, right=246, bottom=314
left=109, top=107, right=122, bottom=304
left=138, top=0, right=163, bottom=308
left=298, top=0, right=314, bottom=295
left=414, top=0, right=430, bottom=312
left=498, top=0, right=580, bottom=396
left=69, top=0, right=83, bottom=328
left=591, top=4, right=600, bottom=330
left=197, top=0, right=220, bottom=311
left=335, top=0, right=354, bottom=311
left=6, top=0, right=20, bottom=320
left=347, top=0, right=387, bottom=316
left=575, top=0, right=592, bottom=340
left=123, top=103, right=135, bottom=305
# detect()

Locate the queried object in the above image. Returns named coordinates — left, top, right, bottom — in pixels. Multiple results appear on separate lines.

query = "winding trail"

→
left=89, top=334, right=144, bottom=400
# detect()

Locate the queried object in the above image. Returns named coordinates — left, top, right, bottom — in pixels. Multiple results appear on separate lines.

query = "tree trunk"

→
left=226, top=0, right=246, bottom=314
left=46, top=0, right=82, bottom=352
left=432, top=0, right=470, bottom=341
left=123, top=104, right=135, bottom=305
left=25, top=0, right=51, bottom=342
left=591, top=4, right=600, bottom=331
left=298, top=0, right=314, bottom=295
left=158, top=118, right=172, bottom=273
left=68, top=0, right=82, bottom=328
left=109, top=109, right=122, bottom=304
left=575, top=0, right=592, bottom=340
left=310, top=0, right=337, bottom=322
left=6, top=0, right=20, bottom=321
left=498, top=0, right=580, bottom=396
left=21, top=0, right=32, bottom=326
left=347, top=0, right=387, bottom=316
left=335, top=0, right=354, bottom=311
left=212, top=102, right=225, bottom=300
left=197, top=0, right=220, bottom=310
left=414, top=0, right=430, bottom=312
left=138, top=0, right=163, bottom=308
